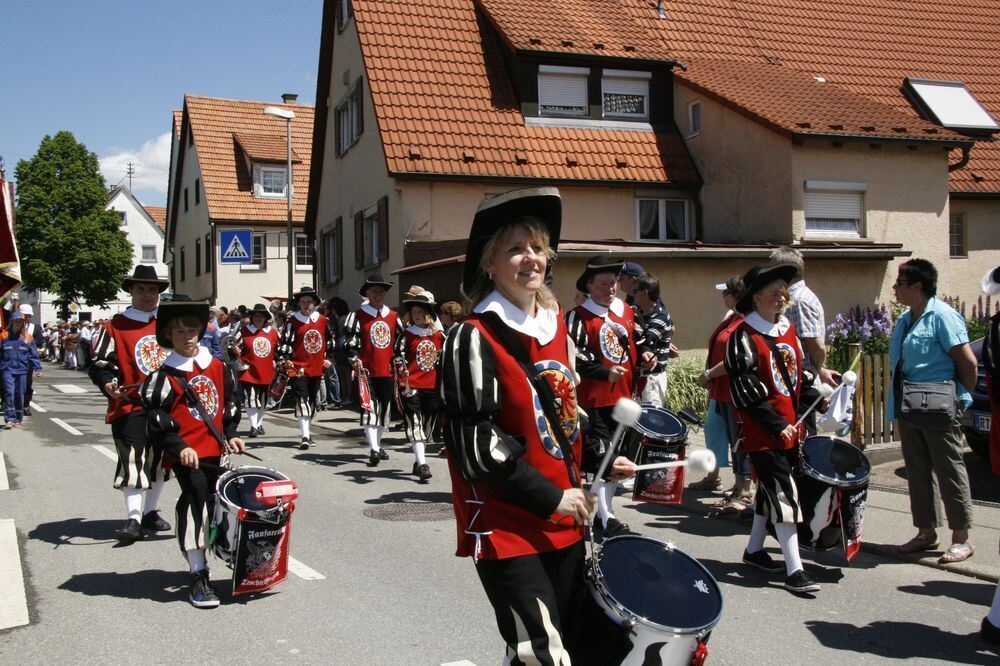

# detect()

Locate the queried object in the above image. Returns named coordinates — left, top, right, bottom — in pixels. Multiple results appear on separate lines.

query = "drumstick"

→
left=632, top=449, right=716, bottom=473
left=793, top=373, right=854, bottom=429
left=592, top=397, right=643, bottom=484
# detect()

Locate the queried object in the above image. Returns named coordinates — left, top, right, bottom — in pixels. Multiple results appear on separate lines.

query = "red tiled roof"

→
left=352, top=0, right=700, bottom=185
left=654, top=0, right=1000, bottom=192
left=144, top=206, right=167, bottom=231
left=678, top=59, right=969, bottom=145
left=233, top=133, right=303, bottom=163
left=172, top=110, right=183, bottom=142
left=476, top=0, right=677, bottom=62
left=183, top=95, right=314, bottom=223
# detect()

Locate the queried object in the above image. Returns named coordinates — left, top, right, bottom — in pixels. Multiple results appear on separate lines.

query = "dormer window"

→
left=538, top=65, right=589, bottom=117
left=602, top=70, right=650, bottom=119
left=253, top=164, right=288, bottom=198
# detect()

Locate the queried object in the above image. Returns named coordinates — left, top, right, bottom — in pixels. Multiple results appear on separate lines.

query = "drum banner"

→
left=231, top=515, right=291, bottom=596
left=633, top=442, right=685, bottom=505
left=838, top=485, right=868, bottom=563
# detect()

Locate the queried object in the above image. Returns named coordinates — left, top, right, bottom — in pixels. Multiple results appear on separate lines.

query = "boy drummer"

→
left=277, top=286, right=333, bottom=450
left=140, top=296, right=245, bottom=608
left=398, top=291, right=444, bottom=482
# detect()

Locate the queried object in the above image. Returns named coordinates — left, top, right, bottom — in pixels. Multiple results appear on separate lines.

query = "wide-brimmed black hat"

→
left=123, top=265, right=170, bottom=293
left=463, top=187, right=562, bottom=296
left=982, top=266, right=1000, bottom=296
left=576, top=255, right=626, bottom=293
left=249, top=303, right=272, bottom=321
left=291, top=286, right=322, bottom=308
left=735, top=263, right=798, bottom=314
left=402, top=291, right=438, bottom=313
left=155, top=295, right=210, bottom=348
left=359, top=275, right=393, bottom=297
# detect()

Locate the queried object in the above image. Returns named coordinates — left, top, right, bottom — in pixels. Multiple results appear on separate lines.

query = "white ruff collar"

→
left=745, top=311, right=790, bottom=336
left=164, top=345, right=214, bottom=372
left=361, top=304, right=390, bottom=318
left=293, top=310, right=320, bottom=324
left=581, top=296, right=624, bottom=318
left=474, top=290, right=558, bottom=345
left=123, top=307, right=157, bottom=323
left=406, top=324, right=434, bottom=336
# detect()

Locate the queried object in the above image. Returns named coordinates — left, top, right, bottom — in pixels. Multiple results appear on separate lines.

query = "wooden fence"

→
left=846, top=343, right=897, bottom=448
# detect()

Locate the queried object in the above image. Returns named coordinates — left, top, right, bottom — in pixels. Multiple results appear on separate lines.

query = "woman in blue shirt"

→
left=889, top=259, right=978, bottom=563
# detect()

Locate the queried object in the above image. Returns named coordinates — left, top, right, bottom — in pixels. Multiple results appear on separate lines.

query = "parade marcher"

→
left=345, top=275, right=405, bottom=465
left=18, top=304, right=39, bottom=415
left=89, top=265, right=172, bottom=542
left=139, top=296, right=244, bottom=609
left=889, top=259, right=977, bottom=563
left=440, top=187, right=636, bottom=663
left=630, top=273, right=676, bottom=408
left=980, top=266, right=1000, bottom=645
left=398, top=291, right=444, bottom=482
left=230, top=303, right=279, bottom=438
left=567, top=255, right=656, bottom=537
left=329, top=297, right=353, bottom=407
left=277, top=286, right=333, bottom=450
left=437, top=300, right=463, bottom=336
left=726, top=263, right=823, bottom=594
left=1, top=312, right=42, bottom=428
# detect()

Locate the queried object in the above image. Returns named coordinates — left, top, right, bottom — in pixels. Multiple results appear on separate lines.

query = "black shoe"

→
left=598, top=518, right=631, bottom=540
left=369, top=449, right=380, bottom=466
left=784, top=570, right=820, bottom=594
left=257, top=426, right=265, bottom=436
left=247, top=428, right=258, bottom=438
left=23, top=406, right=31, bottom=416
left=299, top=437, right=310, bottom=450
left=141, top=510, right=171, bottom=532
left=981, top=617, right=1000, bottom=646
left=308, top=437, right=317, bottom=448
left=742, top=549, right=784, bottom=573
left=413, top=463, right=433, bottom=482
left=378, top=448, right=390, bottom=460
left=189, top=569, right=220, bottom=609
left=116, top=518, right=144, bottom=543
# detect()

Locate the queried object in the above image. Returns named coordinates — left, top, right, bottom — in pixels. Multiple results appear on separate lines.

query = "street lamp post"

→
left=263, top=105, right=296, bottom=305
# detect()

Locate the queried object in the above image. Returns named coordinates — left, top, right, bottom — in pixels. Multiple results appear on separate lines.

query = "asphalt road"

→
left=1, top=365, right=998, bottom=665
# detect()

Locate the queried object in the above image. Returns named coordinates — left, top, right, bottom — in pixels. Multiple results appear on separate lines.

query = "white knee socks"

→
left=123, top=488, right=143, bottom=521
left=775, top=523, right=804, bottom=575
left=299, top=416, right=311, bottom=440
left=988, top=580, right=1000, bottom=627
left=365, top=425, right=380, bottom=452
left=595, top=480, right=617, bottom=527
left=412, top=441, right=426, bottom=465
left=247, top=407, right=261, bottom=429
left=747, top=514, right=768, bottom=554
left=186, top=549, right=208, bottom=574
left=143, top=481, right=166, bottom=514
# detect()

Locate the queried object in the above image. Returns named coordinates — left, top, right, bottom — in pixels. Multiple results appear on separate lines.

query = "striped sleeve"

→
left=139, top=371, right=187, bottom=456
left=276, top=320, right=295, bottom=361
left=725, top=328, right=770, bottom=410
left=222, top=365, right=240, bottom=439
left=344, top=312, right=361, bottom=362
left=88, top=326, right=120, bottom=394
left=565, top=310, right=607, bottom=380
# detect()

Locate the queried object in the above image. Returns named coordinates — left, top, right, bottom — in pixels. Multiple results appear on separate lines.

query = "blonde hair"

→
left=752, top=281, right=791, bottom=314
left=465, top=216, right=557, bottom=311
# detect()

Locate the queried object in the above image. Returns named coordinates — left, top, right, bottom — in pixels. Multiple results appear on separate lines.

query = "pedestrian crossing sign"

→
left=219, top=229, right=253, bottom=264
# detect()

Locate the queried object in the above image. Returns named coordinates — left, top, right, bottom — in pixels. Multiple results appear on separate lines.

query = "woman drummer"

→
left=440, top=187, right=633, bottom=662
left=725, top=263, right=822, bottom=595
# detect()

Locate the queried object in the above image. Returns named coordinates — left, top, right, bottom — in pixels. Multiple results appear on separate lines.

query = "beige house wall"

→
left=212, top=227, right=312, bottom=308
left=170, top=138, right=212, bottom=300
left=674, top=84, right=794, bottom=243
left=947, top=198, right=1000, bottom=306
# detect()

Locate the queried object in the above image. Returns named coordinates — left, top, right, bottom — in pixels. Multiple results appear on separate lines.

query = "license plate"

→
left=974, top=413, right=992, bottom=433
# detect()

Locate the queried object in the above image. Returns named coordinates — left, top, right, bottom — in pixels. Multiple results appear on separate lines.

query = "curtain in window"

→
left=638, top=199, right=658, bottom=239
left=664, top=200, right=686, bottom=239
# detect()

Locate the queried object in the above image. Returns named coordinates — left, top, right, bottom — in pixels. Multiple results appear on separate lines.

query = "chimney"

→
left=282, top=93, right=298, bottom=104
left=657, top=0, right=667, bottom=19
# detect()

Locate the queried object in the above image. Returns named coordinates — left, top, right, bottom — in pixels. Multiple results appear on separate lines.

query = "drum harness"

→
left=175, top=375, right=262, bottom=471
left=761, top=336, right=806, bottom=468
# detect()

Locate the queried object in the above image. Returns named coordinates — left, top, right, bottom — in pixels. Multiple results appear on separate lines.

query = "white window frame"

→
left=601, top=69, right=650, bottom=120
left=634, top=197, right=691, bottom=242
left=336, top=84, right=363, bottom=156
left=538, top=65, right=589, bottom=118
left=253, top=164, right=288, bottom=199
left=803, top=180, right=867, bottom=239
left=117, top=211, right=127, bottom=225
left=687, top=100, right=701, bottom=136
left=322, top=227, right=340, bottom=284
left=949, top=212, right=968, bottom=258
left=240, top=232, right=267, bottom=272
left=362, top=207, right=380, bottom=268
left=295, top=233, right=314, bottom=271
left=141, top=245, right=157, bottom=262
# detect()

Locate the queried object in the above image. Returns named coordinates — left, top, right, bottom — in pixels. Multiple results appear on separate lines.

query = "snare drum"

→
left=794, top=436, right=870, bottom=562
left=588, top=535, right=722, bottom=665
left=630, top=407, right=689, bottom=504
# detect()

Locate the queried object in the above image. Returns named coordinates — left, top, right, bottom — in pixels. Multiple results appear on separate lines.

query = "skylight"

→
left=904, top=78, right=998, bottom=131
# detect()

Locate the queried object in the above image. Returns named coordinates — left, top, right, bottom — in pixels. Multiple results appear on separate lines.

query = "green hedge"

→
left=666, top=357, right=709, bottom=419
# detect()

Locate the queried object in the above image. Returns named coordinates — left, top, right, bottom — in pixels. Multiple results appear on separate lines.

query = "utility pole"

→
left=126, top=161, right=135, bottom=190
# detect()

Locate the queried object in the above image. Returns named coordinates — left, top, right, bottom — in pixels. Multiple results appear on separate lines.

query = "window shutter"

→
left=354, top=210, right=364, bottom=269
left=377, top=196, right=389, bottom=263
left=356, top=78, right=364, bottom=136
left=335, top=216, right=343, bottom=280
left=604, top=76, right=648, bottom=98
left=538, top=72, right=588, bottom=112
left=334, top=106, right=343, bottom=157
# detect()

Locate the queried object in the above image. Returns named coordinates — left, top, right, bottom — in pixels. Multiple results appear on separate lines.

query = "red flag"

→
left=0, top=176, right=21, bottom=302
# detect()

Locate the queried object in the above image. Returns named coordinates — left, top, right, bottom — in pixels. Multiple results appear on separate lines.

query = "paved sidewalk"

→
left=275, top=402, right=1000, bottom=583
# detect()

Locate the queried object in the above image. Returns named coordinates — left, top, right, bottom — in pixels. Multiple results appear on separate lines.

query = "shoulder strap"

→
left=761, top=334, right=799, bottom=412
left=478, top=312, right=580, bottom=488
left=174, top=373, right=230, bottom=455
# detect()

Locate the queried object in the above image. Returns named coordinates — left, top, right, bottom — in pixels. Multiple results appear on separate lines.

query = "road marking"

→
left=287, top=557, right=326, bottom=581
left=92, top=445, right=118, bottom=462
left=51, top=418, right=83, bottom=436
left=441, top=661, right=477, bottom=666
left=0, top=519, right=30, bottom=629
left=0, top=453, right=7, bottom=490
left=52, top=384, right=88, bottom=394
left=28, top=401, right=47, bottom=413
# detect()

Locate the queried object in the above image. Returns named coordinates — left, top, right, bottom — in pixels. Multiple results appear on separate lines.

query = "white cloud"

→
left=99, top=132, right=171, bottom=196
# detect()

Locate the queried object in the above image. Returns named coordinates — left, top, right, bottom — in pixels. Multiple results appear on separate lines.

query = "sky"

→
left=2, top=0, right=324, bottom=208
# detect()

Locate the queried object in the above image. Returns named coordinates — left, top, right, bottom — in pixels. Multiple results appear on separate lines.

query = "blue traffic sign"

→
left=219, top=229, right=253, bottom=264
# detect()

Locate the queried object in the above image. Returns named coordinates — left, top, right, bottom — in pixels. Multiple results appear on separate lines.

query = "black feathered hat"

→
left=155, top=295, right=209, bottom=348
left=575, top=255, right=626, bottom=293
left=123, top=264, right=170, bottom=293
left=358, top=275, right=393, bottom=297
left=735, top=263, right=798, bottom=314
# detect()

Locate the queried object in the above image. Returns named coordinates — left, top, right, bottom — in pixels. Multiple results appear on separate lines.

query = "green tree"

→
left=14, top=131, right=133, bottom=309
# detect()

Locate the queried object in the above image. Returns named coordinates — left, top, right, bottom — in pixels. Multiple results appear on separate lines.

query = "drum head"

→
left=218, top=466, right=287, bottom=512
left=801, top=436, right=871, bottom=488
left=634, top=407, right=687, bottom=443
left=596, top=535, right=722, bottom=633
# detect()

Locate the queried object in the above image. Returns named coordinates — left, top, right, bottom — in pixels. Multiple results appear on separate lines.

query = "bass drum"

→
left=587, top=535, right=722, bottom=665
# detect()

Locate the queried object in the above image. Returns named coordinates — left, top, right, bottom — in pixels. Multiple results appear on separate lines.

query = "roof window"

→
left=538, top=65, right=589, bottom=117
left=602, top=69, right=650, bottom=120
left=904, top=78, right=998, bottom=131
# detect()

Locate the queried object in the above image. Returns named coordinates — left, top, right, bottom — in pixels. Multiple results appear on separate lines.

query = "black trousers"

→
left=173, top=460, right=221, bottom=557
left=360, top=376, right=393, bottom=427
left=111, top=411, right=169, bottom=489
left=401, top=388, right=441, bottom=443
left=289, top=375, right=322, bottom=418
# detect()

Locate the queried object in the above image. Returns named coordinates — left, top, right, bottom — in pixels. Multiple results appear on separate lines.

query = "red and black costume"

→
left=344, top=303, right=405, bottom=428
left=399, top=324, right=444, bottom=448
left=277, top=310, right=333, bottom=419
left=231, top=322, right=278, bottom=411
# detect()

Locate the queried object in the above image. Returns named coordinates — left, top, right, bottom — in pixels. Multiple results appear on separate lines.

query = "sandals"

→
left=898, top=533, right=940, bottom=555
left=938, top=542, right=975, bottom=564
left=710, top=494, right=752, bottom=516
left=689, top=477, right=722, bottom=492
